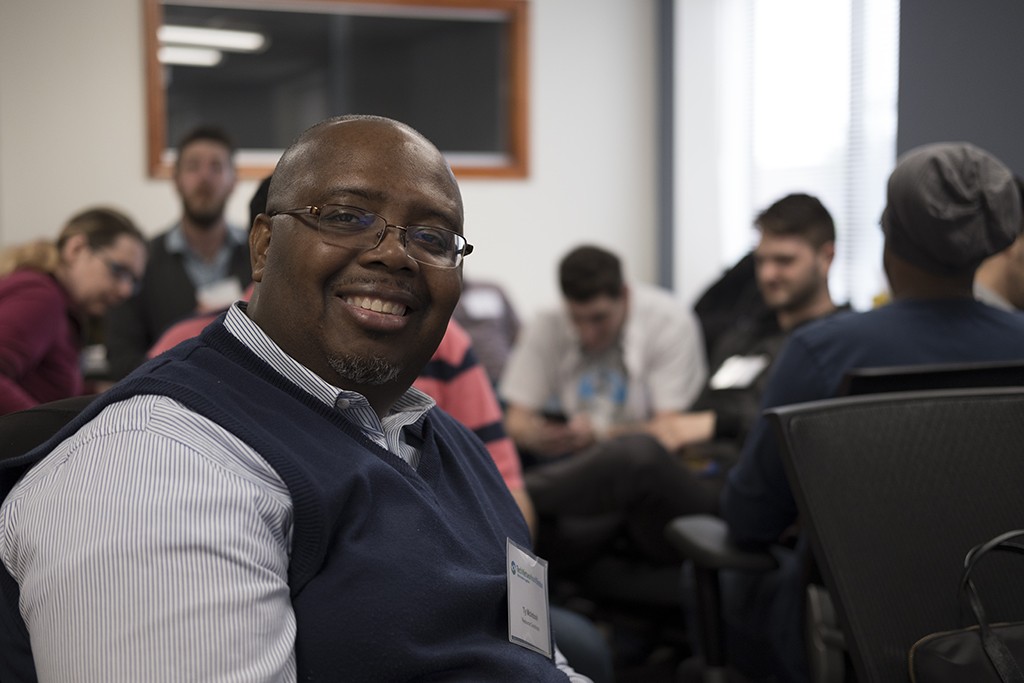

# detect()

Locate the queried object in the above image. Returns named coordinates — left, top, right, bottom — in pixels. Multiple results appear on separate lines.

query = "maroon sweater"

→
left=0, top=269, right=82, bottom=414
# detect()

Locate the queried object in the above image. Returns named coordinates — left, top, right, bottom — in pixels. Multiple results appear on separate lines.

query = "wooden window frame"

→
left=143, top=0, right=529, bottom=180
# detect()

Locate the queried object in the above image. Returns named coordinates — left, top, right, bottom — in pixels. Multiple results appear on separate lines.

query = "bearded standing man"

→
left=105, top=125, right=251, bottom=379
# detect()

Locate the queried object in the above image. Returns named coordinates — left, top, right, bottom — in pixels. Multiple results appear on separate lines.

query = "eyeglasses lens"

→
left=315, top=205, right=466, bottom=268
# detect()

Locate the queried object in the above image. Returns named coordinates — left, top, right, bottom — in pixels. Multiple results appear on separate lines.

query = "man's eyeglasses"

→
left=102, top=258, right=141, bottom=294
left=267, top=205, right=473, bottom=269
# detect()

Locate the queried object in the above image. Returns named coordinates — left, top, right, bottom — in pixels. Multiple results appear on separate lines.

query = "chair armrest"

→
left=664, top=514, right=778, bottom=572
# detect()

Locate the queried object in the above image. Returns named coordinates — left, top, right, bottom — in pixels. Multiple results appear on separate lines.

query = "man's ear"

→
left=820, top=241, right=836, bottom=268
left=249, top=215, right=272, bottom=282
left=1008, top=233, right=1024, bottom=263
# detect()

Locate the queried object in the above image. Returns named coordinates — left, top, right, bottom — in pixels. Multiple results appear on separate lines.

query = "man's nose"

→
left=579, top=323, right=600, bottom=347
left=197, top=163, right=220, bottom=181
left=116, top=279, right=135, bottom=299
left=372, top=224, right=408, bottom=249
left=366, top=224, right=416, bottom=266
left=759, top=263, right=780, bottom=281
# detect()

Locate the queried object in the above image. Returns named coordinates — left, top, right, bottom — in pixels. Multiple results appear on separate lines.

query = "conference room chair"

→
left=0, top=395, right=97, bottom=462
left=769, top=386, right=1024, bottom=682
left=665, top=360, right=1024, bottom=683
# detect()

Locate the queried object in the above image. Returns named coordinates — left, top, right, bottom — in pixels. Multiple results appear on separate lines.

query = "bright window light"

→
left=158, top=25, right=266, bottom=52
left=752, top=0, right=851, bottom=168
left=674, top=0, right=899, bottom=310
left=158, top=45, right=223, bottom=67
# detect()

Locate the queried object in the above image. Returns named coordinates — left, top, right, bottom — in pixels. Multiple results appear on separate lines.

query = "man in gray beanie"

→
left=714, top=142, right=1024, bottom=683
left=974, top=175, right=1024, bottom=311
left=883, top=142, right=1021, bottom=275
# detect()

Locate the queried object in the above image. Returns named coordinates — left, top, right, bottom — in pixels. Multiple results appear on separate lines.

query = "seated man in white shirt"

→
left=500, top=245, right=713, bottom=569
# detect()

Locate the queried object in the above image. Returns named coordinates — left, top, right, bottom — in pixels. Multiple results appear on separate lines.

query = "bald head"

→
left=267, top=115, right=462, bottom=222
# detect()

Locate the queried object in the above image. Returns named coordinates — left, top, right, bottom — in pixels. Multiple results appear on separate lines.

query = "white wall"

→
left=0, top=0, right=662, bottom=323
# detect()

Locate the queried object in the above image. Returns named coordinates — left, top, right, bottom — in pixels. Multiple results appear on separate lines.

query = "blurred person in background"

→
left=974, top=176, right=1024, bottom=311
left=104, top=125, right=249, bottom=380
left=0, top=207, right=146, bottom=415
left=722, top=142, right=1024, bottom=682
left=454, top=279, right=521, bottom=387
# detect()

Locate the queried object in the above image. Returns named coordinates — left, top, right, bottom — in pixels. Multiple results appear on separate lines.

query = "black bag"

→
left=909, top=529, right=1024, bottom=682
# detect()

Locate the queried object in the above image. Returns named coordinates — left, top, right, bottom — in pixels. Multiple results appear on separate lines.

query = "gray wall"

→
left=898, top=0, right=1024, bottom=174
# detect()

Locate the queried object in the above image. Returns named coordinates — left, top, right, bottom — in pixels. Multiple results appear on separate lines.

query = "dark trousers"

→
left=525, top=433, right=721, bottom=568
left=720, top=545, right=810, bottom=683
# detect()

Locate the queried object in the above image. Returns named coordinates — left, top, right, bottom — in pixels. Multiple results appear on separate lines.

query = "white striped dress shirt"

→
left=0, top=304, right=585, bottom=682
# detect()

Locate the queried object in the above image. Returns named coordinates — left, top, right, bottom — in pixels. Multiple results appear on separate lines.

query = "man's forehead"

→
left=179, top=139, right=231, bottom=160
left=291, top=122, right=435, bottom=174
left=315, top=118, right=418, bottom=153
left=274, top=172, right=461, bottom=220
left=278, top=136, right=462, bottom=220
left=756, top=234, right=815, bottom=256
left=568, top=295, right=622, bottom=316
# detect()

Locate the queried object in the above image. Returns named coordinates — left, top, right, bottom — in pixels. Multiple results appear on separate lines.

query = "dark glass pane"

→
left=163, top=5, right=507, bottom=155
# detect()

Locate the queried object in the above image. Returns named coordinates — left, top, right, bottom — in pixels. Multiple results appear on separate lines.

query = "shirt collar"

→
left=165, top=221, right=248, bottom=255
left=221, top=302, right=436, bottom=418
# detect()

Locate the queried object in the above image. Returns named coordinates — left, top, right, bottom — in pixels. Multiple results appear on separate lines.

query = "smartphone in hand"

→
left=541, top=409, right=569, bottom=424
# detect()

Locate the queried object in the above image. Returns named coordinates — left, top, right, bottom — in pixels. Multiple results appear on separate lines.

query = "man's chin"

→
left=767, top=290, right=819, bottom=315
left=189, top=216, right=221, bottom=230
left=582, top=342, right=614, bottom=356
left=184, top=205, right=225, bottom=230
left=328, top=354, right=402, bottom=386
left=761, top=289, right=792, bottom=309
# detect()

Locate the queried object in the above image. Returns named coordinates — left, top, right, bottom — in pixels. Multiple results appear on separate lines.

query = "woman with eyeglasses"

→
left=0, top=207, right=147, bottom=415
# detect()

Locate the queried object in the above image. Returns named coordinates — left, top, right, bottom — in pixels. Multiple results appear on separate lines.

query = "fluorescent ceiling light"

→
left=159, top=25, right=266, bottom=52
left=158, top=45, right=223, bottom=67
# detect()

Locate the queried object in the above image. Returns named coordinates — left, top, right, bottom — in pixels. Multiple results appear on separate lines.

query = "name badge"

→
left=196, top=277, right=244, bottom=313
left=709, top=354, right=769, bottom=390
left=506, top=538, right=553, bottom=659
left=461, top=287, right=507, bottom=319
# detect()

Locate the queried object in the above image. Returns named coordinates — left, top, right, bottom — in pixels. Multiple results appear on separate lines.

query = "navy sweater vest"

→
left=0, top=321, right=565, bottom=682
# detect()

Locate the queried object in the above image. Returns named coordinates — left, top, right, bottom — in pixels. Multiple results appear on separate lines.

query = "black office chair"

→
left=768, top=387, right=1024, bottom=683
left=838, top=359, right=1024, bottom=396
left=665, top=360, right=1024, bottom=682
left=0, top=394, right=97, bottom=461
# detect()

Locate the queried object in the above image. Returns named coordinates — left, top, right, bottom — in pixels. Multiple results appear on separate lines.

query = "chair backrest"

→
left=0, top=394, right=96, bottom=461
left=767, top=387, right=1024, bottom=683
left=838, top=359, right=1024, bottom=396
